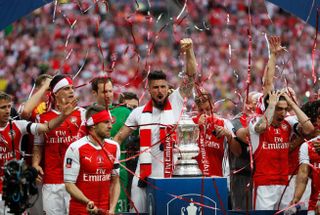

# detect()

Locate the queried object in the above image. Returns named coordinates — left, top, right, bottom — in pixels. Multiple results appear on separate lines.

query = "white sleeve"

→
left=14, top=120, right=39, bottom=135
left=285, top=115, right=299, bottom=135
left=79, top=107, right=87, bottom=124
left=224, top=119, right=236, bottom=137
left=64, top=144, right=80, bottom=183
left=223, top=119, right=236, bottom=149
left=33, top=115, right=44, bottom=145
left=248, top=117, right=261, bottom=153
left=124, top=109, right=138, bottom=130
left=112, top=143, right=121, bottom=176
left=299, top=142, right=310, bottom=165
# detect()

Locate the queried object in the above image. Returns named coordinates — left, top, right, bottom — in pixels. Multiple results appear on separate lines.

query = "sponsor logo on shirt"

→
left=48, top=131, right=78, bottom=144
left=83, top=170, right=111, bottom=182
left=262, top=141, right=289, bottom=150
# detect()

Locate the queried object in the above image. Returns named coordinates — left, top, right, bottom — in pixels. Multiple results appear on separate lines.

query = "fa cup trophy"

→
left=173, top=108, right=202, bottom=177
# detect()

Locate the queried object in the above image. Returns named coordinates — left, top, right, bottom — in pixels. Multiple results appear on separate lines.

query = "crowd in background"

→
left=0, top=0, right=319, bottom=116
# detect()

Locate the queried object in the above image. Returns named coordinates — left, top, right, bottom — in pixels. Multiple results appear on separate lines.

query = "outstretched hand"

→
left=60, top=97, right=77, bottom=116
left=268, top=35, right=286, bottom=55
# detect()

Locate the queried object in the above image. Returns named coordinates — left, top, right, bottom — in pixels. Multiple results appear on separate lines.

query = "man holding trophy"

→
left=114, top=38, right=197, bottom=213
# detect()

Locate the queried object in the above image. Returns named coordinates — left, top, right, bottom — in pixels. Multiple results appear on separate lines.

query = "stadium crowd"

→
left=0, top=0, right=319, bottom=214
left=0, top=0, right=319, bottom=112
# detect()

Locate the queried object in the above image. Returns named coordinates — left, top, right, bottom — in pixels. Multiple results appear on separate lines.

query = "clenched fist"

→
left=180, top=38, right=193, bottom=53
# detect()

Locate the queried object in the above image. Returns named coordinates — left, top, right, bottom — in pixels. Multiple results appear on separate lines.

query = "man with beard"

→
left=33, top=75, right=86, bottom=215
left=114, top=38, right=197, bottom=213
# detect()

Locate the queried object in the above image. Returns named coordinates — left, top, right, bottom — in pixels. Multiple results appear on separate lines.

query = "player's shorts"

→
left=253, top=185, right=286, bottom=210
left=43, top=184, right=70, bottom=215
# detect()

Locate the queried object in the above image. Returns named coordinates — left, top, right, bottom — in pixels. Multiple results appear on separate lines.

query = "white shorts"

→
left=254, top=185, right=286, bottom=210
left=281, top=175, right=311, bottom=210
left=307, top=211, right=315, bottom=215
left=42, top=184, right=70, bottom=215
left=129, top=176, right=147, bottom=213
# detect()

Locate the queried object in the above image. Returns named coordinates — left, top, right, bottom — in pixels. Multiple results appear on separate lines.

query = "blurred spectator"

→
left=0, top=0, right=318, bottom=117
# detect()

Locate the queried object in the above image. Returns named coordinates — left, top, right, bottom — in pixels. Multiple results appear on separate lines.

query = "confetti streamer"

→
left=176, top=0, right=187, bottom=21
left=311, top=8, right=319, bottom=83
left=52, top=0, right=58, bottom=23
left=73, top=50, right=89, bottom=80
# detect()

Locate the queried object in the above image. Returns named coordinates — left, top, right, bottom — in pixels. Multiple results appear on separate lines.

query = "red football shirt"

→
left=64, top=136, right=120, bottom=214
left=193, top=115, right=235, bottom=176
left=249, top=116, right=297, bottom=186
left=35, top=108, right=86, bottom=184
left=299, top=139, right=320, bottom=211
left=0, top=120, right=39, bottom=191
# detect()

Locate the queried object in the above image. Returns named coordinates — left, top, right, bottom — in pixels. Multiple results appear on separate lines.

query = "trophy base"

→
left=172, top=159, right=202, bottom=177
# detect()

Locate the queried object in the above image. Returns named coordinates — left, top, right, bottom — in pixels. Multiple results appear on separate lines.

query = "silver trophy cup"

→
left=173, top=109, right=202, bottom=177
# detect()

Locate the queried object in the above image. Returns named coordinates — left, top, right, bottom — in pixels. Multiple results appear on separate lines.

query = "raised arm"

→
left=179, top=38, right=197, bottom=98
left=20, top=78, right=51, bottom=119
left=262, top=36, right=285, bottom=95
left=254, top=91, right=280, bottom=133
left=283, top=93, right=314, bottom=136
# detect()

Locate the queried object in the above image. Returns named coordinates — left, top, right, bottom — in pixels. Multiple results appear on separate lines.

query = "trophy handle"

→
left=197, top=206, right=202, bottom=215
left=181, top=207, right=186, bottom=215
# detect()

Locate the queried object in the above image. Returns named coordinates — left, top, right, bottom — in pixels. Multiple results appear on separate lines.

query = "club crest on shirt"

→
left=69, top=116, right=78, bottom=124
left=66, top=158, right=72, bottom=168
left=96, top=155, right=104, bottom=166
left=281, top=123, right=288, bottom=131
left=7, top=130, right=16, bottom=138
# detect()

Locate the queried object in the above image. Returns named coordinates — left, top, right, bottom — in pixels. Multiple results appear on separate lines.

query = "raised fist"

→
left=180, top=38, right=193, bottom=53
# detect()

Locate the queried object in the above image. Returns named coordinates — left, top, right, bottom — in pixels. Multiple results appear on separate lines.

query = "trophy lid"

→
left=178, top=107, right=197, bottom=127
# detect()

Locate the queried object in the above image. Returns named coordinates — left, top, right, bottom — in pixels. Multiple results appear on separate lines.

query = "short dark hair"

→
left=195, top=92, right=212, bottom=105
left=35, top=74, right=52, bottom=88
left=119, top=92, right=139, bottom=104
left=85, top=105, right=106, bottom=121
left=264, top=94, right=286, bottom=110
left=301, top=100, right=320, bottom=124
left=91, top=77, right=112, bottom=92
left=0, top=92, right=12, bottom=102
left=147, top=70, right=167, bottom=82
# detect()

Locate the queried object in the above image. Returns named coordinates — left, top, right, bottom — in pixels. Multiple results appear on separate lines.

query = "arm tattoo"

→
left=254, top=105, right=275, bottom=133
left=180, top=76, right=195, bottom=97
left=264, top=105, right=275, bottom=125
